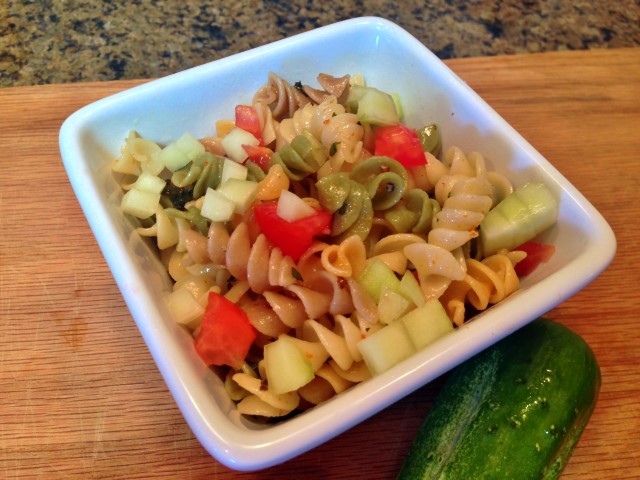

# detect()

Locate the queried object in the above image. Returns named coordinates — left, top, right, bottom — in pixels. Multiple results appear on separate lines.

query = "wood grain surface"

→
left=1, top=48, right=639, bottom=479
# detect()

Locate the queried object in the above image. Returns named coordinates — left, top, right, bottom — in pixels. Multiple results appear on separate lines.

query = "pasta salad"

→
left=112, top=72, right=558, bottom=420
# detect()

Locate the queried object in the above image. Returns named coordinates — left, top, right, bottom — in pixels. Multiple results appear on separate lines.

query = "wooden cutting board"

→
left=1, top=48, right=639, bottom=479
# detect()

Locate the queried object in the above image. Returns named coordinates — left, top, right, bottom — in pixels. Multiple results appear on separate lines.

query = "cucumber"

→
left=357, top=258, right=402, bottom=303
left=401, top=298, right=453, bottom=351
left=220, top=126, right=259, bottom=163
left=277, top=189, right=317, bottom=222
left=479, top=182, right=558, bottom=256
left=378, top=287, right=411, bottom=325
left=200, top=187, right=235, bottom=222
left=159, top=132, right=205, bottom=172
left=358, top=299, right=453, bottom=376
left=120, top=187, right=160, bottom=219
left=216, top=178, right=259, bottom=214
left=264, top=335, right=314, bottom=395
left=346, top=85, right=400, bottom=126
left=398, top=318, right=600, bottom=480
left=357, top=319, right=415, bottom=376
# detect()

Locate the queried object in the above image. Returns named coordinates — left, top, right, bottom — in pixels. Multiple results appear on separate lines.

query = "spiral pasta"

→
left=252, top=71, right=310, bottom=121
left=253, top=101, right=278, bottom=146
left=316, top=173, right=374, bottom=242
left=428, top=177, right=493, bottom=251
left=206, top=222, right=369, bottom=324
left=349, top=156, right=408, bottom=211
left=221, top=222, right=299, bottom=294
left=113, top=70, right=556, bottom=422
left=383, top=188, right=435, bottom=235
left=295, top=315, right=371, bottom=403
left=113, top=130, right=163, bottom=176
left=233, top=372, right=300, bottom=417
left=302, top=73, right=352, bottom=105
left=270, top=131, right=328, bottom=181
left=439, top=250, right=526, bottom=326
left=404, top=242, right=467, bottom=301
left=276, top=96, right=366, bottom=176
left=320, top=234, right=367, bottom=278
left=423, top=146, right=514, bottom=253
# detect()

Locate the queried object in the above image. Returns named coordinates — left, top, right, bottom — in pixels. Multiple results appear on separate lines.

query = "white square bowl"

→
left=59, top=16, right=616, bottom=471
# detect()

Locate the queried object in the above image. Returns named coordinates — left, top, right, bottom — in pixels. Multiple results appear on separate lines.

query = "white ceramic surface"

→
left=59, top=17, right=616, bottom=471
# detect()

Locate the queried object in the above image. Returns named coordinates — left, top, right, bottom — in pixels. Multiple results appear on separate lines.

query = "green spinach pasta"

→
left=112, top=72, right=559, bottom=420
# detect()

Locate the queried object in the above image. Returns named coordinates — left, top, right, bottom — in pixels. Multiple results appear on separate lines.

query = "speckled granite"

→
left=2, top=0, right=639, bottom=87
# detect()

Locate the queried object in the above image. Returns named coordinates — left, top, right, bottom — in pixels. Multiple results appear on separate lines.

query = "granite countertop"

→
left=2, top=0, right=639, bottom=88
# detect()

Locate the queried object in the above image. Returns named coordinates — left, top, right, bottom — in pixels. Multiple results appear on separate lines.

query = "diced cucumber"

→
left=345, top=84, right=367, bottom=112
left=133, top=172, right=166, bottom=194
left=159, top=143, right=187, bottom=172
left=281, top=334, right=329, bottom=372
left=357, top=258, right=401, bottom=303
left=357, top=319, right=416, bottom=376
left=159, top=133, right=205, bottom=172
left=264, top=335, right=315, bottom=394
left=378, top=286, right=412, bottom=325
left=217, top=178, right=259, bottom=214
left=220, top=157, right=248, bottom=185
left=358, top=298, right=453, bottom=376
left=221, top=127, right=260, bottom=163
left=277, top=189, right=317, bottom=222
left=174, top=132, right=206, bottom=159
left=346, top=85, right=399, bottom=126
left=401, top=298, right=453, bottom=350
left=120, top=188, right=160, bottom=219
left=391, top=92, right=404, bottom=122
left=398, top=271, right=425, bottom=307
left=200, top=187, right=235, bottom=222
left=480, top=182, right=558, bottom=256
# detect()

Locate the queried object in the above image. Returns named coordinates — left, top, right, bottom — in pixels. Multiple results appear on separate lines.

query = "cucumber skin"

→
left=398, top=318, right=600, bottom=480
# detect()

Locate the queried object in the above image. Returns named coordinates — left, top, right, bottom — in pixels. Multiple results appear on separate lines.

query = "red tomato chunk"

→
left=514, top=241, right=556, bottom=277
left=253, top=202, right=332, bottom=261
left=194, top=291, right=257, bottom=370
left=374, top=123, right=426, bottom=167
left=242, top=145, right=273, bottom=172
left=235, top=105, right=263, bottom=145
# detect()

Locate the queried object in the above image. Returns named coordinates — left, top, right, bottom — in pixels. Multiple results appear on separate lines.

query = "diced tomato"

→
left=513, top=241, right=556, bottom=277
left=374, top=123, right=426, bottom=167
left=253, top=201, right=332, bottom=261
left=242, top=144, right=273, bottom=172
left=235, top=105, right=262, bottom=145
left=194, top=291, right=257, bottom=370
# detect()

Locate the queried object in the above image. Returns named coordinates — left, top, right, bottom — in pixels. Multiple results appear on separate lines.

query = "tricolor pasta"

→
left=112, top=72, right=558, bottom=421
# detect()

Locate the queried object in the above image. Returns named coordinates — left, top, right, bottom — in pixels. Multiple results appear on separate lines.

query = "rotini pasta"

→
left=233, top=372, right=300, bottom=417
left=316, top=173, right=374, bottom=242
left=276, top=96, right=366, bottom=176
left=113, top=70, right=554, bottom=422
left=404, top=242, right=467, bottom=301
left=320, top=234, right=367, bottom=278
left=252, top=71, right=310, bottom=121
left=439, top=250, right=526, bottom=326
left=349, top=156, right=408, bottom=211
left=270, top=131, right=327, bottom=180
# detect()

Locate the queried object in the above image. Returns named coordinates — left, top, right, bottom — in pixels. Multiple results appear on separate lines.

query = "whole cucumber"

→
left=398, top=318, right=600, bottom=480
